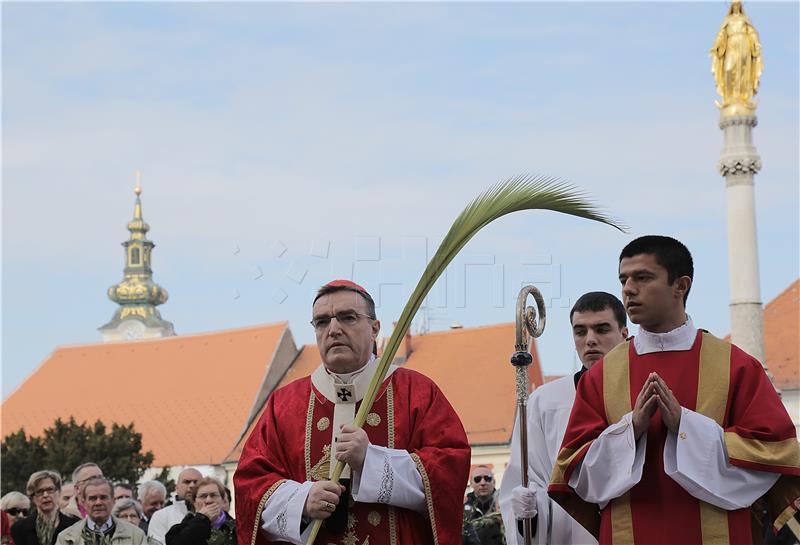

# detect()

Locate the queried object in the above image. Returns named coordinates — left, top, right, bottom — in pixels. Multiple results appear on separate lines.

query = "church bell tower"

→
left=99, top=173, right=175, bottom=341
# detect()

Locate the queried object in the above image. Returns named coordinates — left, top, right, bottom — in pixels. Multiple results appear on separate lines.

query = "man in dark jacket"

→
left=463, top=466, right=505, bottom=545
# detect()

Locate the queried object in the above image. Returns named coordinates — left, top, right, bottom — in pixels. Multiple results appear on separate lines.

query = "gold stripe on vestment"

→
left=603, top=342, right=632, bottom=424
left=610, top=493, right=634, bottom=545
left=695, top=333, right=732, bottom=543
left=725, top=434, right=800, bottom=468
left=696, top=332, right=731, bottom=426
left=601, top=342, right=635, bottom=544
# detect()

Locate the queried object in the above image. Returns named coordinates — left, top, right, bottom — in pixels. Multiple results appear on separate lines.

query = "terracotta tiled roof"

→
left=224, top=343, right=321, bottom=463
left=225, top=323, right=544, bottom=462
left=402, top=323, right=543, bottom=446
left=2, top=323, right=296, bottom=467
left=764, top=280, right=799, bottom=390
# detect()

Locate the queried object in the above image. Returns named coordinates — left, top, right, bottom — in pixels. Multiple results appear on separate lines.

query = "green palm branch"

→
left=306, top=174, right=625, bottom=544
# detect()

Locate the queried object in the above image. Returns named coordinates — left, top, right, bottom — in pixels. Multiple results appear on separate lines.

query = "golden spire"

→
left=710, top=1, right=763, bottom=117
left=99, top=174, right=174, bottom=340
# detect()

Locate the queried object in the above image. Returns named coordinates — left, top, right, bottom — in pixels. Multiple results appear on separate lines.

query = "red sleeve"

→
left=547, top=363, right=606, bottom=539
left=724, top=346, right=800, bottom=474
left=401, top=371, right=472, bottom=545
left=233, top=391, right=294, bottom=545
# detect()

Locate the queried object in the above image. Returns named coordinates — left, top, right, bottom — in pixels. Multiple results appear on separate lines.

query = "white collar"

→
left=311, top=355, right=398, bottom=404
left=634, top=315, right=697, bottom=355
left=86, top=517, right=113, bottom=532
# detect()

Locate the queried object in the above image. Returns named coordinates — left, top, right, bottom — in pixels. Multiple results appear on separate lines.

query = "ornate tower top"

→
left=99, top=173, right=175, bottom=341
left=710, top=1, right=763, bottom=117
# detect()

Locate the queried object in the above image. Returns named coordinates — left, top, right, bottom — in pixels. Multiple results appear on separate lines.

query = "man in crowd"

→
left=499, top=291, right=627, bottom=544
left=235, top=280, right=470, bottom=545
left=62, top=464, right=103, bottom=519
left=549, top=235, right=800, bottom=544
left=147, top=468, right=201, bottom=545
left=56, top=477, right=147, bottom=544
left=113, top=484, right=134, bottom=502
left=136, top=480, right=167, bottom=533
left=59, top=482, right=75, bottom=512
left=463, top=466, right=505, bottom=545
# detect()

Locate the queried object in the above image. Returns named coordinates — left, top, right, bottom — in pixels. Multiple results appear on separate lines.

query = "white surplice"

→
left=567, top=317, right=779, bottom=509
left=499, top=375, right=597, bottom=545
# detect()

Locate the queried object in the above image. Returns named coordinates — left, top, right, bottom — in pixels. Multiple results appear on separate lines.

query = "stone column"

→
left=717, top=114, right=765, bottom=366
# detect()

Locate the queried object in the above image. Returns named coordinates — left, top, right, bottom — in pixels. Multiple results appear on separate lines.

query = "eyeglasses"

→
left=196, top=492, right=221, bottom=501
left=5, top=508, right=29, bottom=517
left=473, top=475, right=493, bottom=483
left=310, top=311, right=373, bottom=331
left=34, top=486, right=58, bottom=497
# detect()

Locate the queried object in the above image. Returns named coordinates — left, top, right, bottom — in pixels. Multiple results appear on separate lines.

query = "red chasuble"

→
left=548, top=331, right=800, bottom=545
left=234, top=367, right=471, bottom=545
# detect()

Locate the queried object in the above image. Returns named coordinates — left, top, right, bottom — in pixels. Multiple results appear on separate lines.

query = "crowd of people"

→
left=2, top=235, right=799, bottom=545
left=0, top=464, right=235, bottom=545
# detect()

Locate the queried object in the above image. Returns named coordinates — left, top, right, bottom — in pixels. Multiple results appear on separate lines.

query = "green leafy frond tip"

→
left=455, top=174, right=627, bottom=235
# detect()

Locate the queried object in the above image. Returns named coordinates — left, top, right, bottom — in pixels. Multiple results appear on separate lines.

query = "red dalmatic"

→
left=549, top=331, right=800, bottom=545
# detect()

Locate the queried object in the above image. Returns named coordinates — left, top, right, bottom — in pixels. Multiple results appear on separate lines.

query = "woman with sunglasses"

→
left=0, top=493, right=30, bottom=528
left=9, top=471, right=79, bottom=545
left=165, top=477, right=235, bottom=545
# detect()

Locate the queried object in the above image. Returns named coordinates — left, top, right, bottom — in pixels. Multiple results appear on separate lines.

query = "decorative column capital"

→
left=717, top=157, right=762, bottom=176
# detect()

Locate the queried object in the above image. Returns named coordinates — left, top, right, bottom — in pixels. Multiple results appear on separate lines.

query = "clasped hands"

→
left=303, top=424, right=369, bottom=520
left=632, top=373, right=683, bottom=439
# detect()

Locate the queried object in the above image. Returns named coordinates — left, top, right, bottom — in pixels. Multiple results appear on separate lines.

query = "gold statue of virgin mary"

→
left=710, top=1, right=763, bottom=115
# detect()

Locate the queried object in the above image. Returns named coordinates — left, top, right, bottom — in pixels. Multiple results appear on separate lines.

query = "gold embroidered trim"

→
left=305, top=388, right=316, bottom=480
left=388, top=507, right=397, bottom=545
left=367, top=511, right=381, bottom=527
left=387, top=383, right=395, bottom=449
left=410, top=452, right=438, bottom=545
left=310, top=445, right=332, bottom=482
left=250, top=479, right=286, bottom=545
left=366, top=413, right=381, bottom=427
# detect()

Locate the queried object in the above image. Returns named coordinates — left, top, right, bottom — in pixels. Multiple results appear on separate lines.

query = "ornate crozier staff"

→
left=305, top=175, right=624, bottom=545
left=510, top=285, right=546, bottom=545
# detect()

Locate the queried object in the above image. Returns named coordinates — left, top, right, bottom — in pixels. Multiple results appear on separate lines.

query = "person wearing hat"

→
left=234, top=280, right=470, bottom=545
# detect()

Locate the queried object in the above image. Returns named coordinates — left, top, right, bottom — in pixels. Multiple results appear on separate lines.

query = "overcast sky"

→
left=3, top=1, right=798, bottom=399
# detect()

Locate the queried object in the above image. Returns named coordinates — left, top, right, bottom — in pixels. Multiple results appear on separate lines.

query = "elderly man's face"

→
left=74, top=466, right=103, bottom=506
left=141, top=489, right=166, bottom=519
left=83, top=483, right=113, bottom=525
left=471, top=467, right=495, bottom=499
left=175, top=469, right=202, bottom=501
left=313, top=291, right=380, bottom=374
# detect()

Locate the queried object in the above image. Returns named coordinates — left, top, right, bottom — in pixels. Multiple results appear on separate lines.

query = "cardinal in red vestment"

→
left=235, top=280, right=471, bottom=545
left=548, top=236, right=800, bottom=545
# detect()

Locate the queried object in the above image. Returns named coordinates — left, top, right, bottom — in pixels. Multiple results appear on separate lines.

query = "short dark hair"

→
left=313, top=284, right=376, bottom=319
left=570, top=292, right=627, bottom=328
left=619, top=235, right=694, bottom=303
